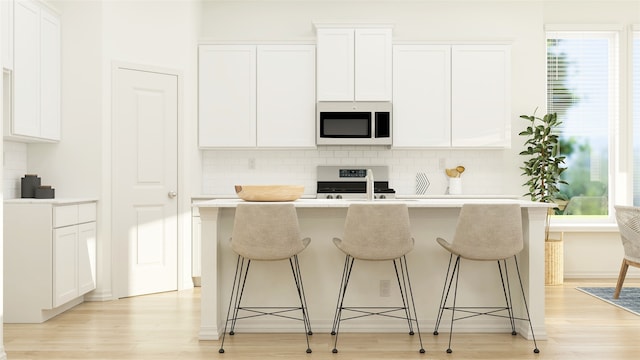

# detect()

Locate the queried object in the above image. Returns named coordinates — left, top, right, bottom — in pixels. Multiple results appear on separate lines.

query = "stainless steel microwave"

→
left=317, top=102, right=392, bottom=145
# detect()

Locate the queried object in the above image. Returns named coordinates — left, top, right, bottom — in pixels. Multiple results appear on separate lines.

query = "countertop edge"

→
left=194, top=198, right=553, bottom=208
left=4, top=198, right=98, bottom=205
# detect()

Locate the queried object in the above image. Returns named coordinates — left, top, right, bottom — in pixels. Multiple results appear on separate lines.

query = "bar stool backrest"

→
left=338, top=203, right=413, bottom=260
left=451, top=204, right=523, bottom=261
left=231, top=203, right=309, bottom=261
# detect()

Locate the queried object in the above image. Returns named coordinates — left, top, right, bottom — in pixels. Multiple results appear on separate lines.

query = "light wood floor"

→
left=4, top=279, right=640, bottom=359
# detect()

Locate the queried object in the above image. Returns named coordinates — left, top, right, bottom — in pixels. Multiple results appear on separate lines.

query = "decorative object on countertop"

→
left=519, top=109, right=568, bottom=285
left=35, top=185, right=55, bottom=199
left=445, top=166, right=465, bottom=195
left=415, top=172, right=430, bottom=195
left=21, top=174, right=41, bottom=198
left=235, top=185, right=304, bottom=202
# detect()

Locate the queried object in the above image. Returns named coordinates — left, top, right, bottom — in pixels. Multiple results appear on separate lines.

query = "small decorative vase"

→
left=448, top=178, right=462, bottom=195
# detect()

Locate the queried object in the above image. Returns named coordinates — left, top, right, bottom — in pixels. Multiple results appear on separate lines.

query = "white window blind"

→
left=546, top=31, right=618, bottom=216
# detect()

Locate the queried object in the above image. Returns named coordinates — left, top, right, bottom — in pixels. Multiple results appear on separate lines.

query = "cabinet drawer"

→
left=53, top=205, right=78, bottom=228
left=78, top=202, right=97, bottom=223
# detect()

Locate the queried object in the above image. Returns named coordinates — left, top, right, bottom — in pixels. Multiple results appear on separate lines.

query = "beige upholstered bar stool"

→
left=219, top=203, right=312, bottom=354
left=613, top=205, right=640, bottom=299
left=433, top=203, right=539, bottom=354
left=330, top=203, right=425, bottom=354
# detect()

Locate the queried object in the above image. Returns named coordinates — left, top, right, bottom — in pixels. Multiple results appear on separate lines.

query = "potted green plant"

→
left=519, top=110, right=568, bottom=206
left=519, top=110, right=568, bottom=285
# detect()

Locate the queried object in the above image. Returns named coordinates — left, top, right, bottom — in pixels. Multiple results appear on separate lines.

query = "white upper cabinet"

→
left=316, top=26, right=392, bottom=101
left=199, top=45, right=257, bottom=148
left=38, top=6, right=60, bottom=140
left=7, top=0, right=60, bottom=142
left=451, top=45, right=511, bottom=148
left=316, top=28, right=354, bottom=101
left=354, top=28, right=393, bottom=101
left=256, top=45, right=316, bottom=148
left=1, top=0, right=14, bottom=70
left=393, top=45, right=451, bottom=147
left=199, top=44, right=316, bottom=148
left=392, top=44, right=511, bottom=148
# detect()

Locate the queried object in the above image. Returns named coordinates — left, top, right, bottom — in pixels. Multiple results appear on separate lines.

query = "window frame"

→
left=544, top=25, right=623, bottom=230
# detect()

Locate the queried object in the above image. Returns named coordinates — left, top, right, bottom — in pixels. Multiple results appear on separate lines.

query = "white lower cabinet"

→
left=4, top=200, right=97, bottom=323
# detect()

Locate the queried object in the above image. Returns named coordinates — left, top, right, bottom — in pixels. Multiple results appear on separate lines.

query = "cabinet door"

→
left=355, top=28, right=392, bottom=101
left=53, top=225, right=79, bottom=308
left=316, top=28, right=354, bottom=101
left=78, top=222, right=97, bottom=295
left=13, top=0, right=40, bottom=138
left=39, top=6, right=60, bottom=140
left=451, top=45, right=511, bottom=148
left=256, top=45, right=316, bottom=147
left=199, top=45, right=256, bottom=147
left=393, top=45, right=451, bottom=147
left=1, top=0, right=14, bottom=70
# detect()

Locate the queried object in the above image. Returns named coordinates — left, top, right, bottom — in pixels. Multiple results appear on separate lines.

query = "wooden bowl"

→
left=235, top=185, right=304, bottom=202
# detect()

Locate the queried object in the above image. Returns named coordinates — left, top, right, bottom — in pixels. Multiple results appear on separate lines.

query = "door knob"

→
left=168, top=191, right=177, bottom=199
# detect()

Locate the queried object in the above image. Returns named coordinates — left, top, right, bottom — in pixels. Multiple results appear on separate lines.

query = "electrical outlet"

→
left=248, top=158, right=255, bottom=170
left=439, top=157, right=446, bottom=170
left=380, top=279, right=391, bottom=297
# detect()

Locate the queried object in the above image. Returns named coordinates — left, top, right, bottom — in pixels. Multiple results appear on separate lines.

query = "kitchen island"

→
left=194, top=198, right=551, bottom=341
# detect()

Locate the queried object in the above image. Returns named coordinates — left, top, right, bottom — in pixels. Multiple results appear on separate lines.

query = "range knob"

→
left=326, top=194, right=333, bottom=199
left=379, top=194, right=386, bottom=199
left=336, top=194, right=343, bottom=199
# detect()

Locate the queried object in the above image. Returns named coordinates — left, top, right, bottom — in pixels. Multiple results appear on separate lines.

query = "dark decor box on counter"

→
left=21, top=174, right=41, bottom=198
left=35, top=186, right=55, bottom=199
left=21, top=174, right=55, bottom=199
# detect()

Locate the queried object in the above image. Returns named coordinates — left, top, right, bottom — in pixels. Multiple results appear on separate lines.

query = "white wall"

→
left=2, top=141, right=26, bottom=199
left=14, top=0, right=202, bottom=300
left=99, top=0, right=201, bottom=297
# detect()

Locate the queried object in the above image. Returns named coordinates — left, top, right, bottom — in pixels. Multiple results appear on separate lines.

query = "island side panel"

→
left=521, top=206, right=549, bottom=340
left=199, top=207, right=220, bottom=340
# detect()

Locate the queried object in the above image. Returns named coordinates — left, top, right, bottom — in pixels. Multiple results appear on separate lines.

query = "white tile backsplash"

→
left=3, top=141, right=28, bottom=199
left=202, top=147, right=520, bottom=197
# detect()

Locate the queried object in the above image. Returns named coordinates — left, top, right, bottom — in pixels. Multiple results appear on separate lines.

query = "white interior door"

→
left=112, top=66, right=178, bottom=298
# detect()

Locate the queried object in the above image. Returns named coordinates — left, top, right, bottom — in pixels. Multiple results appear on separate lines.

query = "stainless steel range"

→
left=316, top=165, right=396, bottom=199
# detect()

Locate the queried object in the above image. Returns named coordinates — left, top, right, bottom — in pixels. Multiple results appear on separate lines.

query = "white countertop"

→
left=4, top=198, right=98, bottom=205
left=194, top=197, right=552, bottom=208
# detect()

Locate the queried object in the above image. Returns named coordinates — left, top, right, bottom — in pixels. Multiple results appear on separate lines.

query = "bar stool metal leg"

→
left=331, top=255, right=355, bottom=353
left=289, top=255, right=312, bottom=353
left=219, top=256, right=251, bottom=353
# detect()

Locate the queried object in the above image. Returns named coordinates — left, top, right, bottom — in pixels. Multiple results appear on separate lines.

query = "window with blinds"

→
left=546, top=31, right=618, bottom=216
